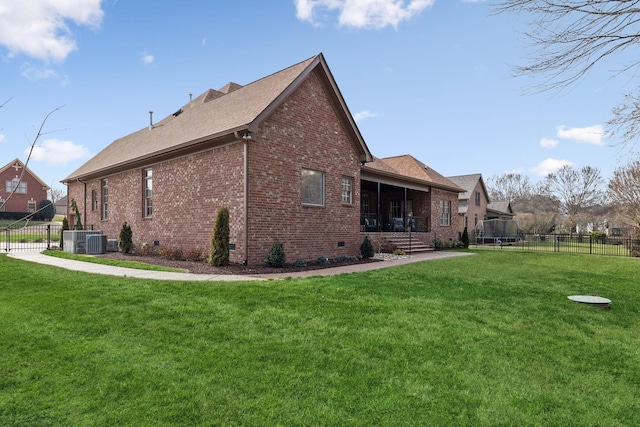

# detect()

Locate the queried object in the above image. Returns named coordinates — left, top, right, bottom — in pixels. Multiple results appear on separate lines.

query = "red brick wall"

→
left=70, top=144, right=245, bottom=257
left=430, top=188, right=459, bottom=242
left=246, top=69, right=361, bottom=264
left=0, top=166, right=48, bottom=213
left=458, top=181, right=488, bottom=235
left=67, top=68, right=364, bottom=265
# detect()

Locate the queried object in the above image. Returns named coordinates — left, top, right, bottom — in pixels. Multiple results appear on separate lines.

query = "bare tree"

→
left=48, top=184, right=65, bottom=205
left=608, top=158, right=640, bottom=235
left=545, top=165, right=605, bottom=233
left=0, top=105, right=64, bottom=214
left=486, top=173, right=534, bottom=202
left=494, top=1, right=640, bottom=146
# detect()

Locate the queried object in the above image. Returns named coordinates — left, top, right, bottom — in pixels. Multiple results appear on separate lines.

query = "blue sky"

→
left=0, top=0, right=631, bottom=193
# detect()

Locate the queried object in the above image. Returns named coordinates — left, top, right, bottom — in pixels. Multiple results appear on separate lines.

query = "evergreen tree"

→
left=461, top=226, right=470, bottom=249
left=208, top=207, right=230, bottom=266
left=360, top=235, right=374, bottom=258
left=38, top=200, right=55, bottom=221
left=60, top=217, right=69, bottom=250
left=119, top=222, right=133, bottom=254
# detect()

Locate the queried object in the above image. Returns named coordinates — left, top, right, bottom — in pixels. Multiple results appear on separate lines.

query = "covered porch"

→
left=360, top=179, right=431, bottom=233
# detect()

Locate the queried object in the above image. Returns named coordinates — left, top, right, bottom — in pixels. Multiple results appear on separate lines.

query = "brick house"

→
left=0, top=158, right=49, bottom=214
left=447, top=173, right=489, bottom=238
left=63, top=54, right=461, bottom=264
left=447, top=173, right=513, bottom=238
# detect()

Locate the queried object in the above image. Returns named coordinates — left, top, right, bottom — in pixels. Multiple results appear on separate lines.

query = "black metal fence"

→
left=473, top=233, right=640, bottom=257
left=2, top=223, right=62, bottom=252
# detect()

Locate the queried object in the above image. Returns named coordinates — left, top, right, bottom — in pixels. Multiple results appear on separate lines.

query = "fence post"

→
left=589, top=235, right=592, bottom=255
left=46, top=224, right=51, bottom=250
left=4, top=228, right=9, bottom=253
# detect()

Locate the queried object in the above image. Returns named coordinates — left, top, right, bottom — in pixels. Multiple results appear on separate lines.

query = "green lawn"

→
left=1, top=251, right=638, bottom=426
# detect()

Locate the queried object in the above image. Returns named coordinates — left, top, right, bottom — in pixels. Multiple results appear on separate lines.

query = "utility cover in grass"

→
left=568, top=295, right=611, bottom=309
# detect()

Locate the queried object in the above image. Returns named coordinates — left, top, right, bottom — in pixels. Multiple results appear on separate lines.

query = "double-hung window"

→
left=439, top=199, right=451, bottom=226
left=143, top=168, right=153, bottom=217
left=101, top=179, right=109, bottom=220
left=475, top=191, right=481, bottom=206
left=6, top=178, right=26, bottom=194
left=301, top=168, right=325, bottom=206
left=91, top=190, right=98, bottom=211
left=341, top=177, right=353, bottom=204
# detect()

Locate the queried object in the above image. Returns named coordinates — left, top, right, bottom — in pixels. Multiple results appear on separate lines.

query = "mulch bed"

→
left=96, top=252, right=382, bottom=275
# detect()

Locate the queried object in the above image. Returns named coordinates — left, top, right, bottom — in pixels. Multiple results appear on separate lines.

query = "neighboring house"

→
left=0, top=158, right=49, bottom=214
left=55, top=195, right=68, bottom=216
left=487, top=200, right=514, bottom=220
left=447, top=173, right=490, bottom=237
left=63, top=54, right=461, bottom=264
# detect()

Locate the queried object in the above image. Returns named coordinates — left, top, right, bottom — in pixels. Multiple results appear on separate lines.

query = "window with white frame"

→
left=0, top=197, right=4, bottom=211
left=143, top=168, right=153, bottom=217
left=301, top=168, right=324, bottom=206
left=439, top=199, right=451, bottom=226
left=475, top=191, right=481, bottom=206
left=101, top=178, right=109, bottom=220
left=28, top=199, right=36, bottom=213
left=6, top=178, right=26, bottom=194
left=341, top=176, right=352, bottom=204
left=91, top=190, right=98, bottom=211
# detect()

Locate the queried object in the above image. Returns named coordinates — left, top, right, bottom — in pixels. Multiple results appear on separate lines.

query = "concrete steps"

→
left=384, top=235, right=433, bottom=254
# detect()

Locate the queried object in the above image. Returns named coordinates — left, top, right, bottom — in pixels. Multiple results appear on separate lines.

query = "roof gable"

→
left=63, top=53, right=372, bottom=182
left=0, top=158, right=49, bottom=189
left=447, top=173, right=490, bottom=203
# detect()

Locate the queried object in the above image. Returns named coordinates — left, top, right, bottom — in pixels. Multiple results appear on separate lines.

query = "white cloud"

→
left=141, top=53, right=154, bottom=64
left=354, top=110, right=378, bottom=121
left=531, top=158, right=574, bottom=176
left=556, top=124, right=606, bottom=146
left=20, top=63, right=69, bottom=85
left=540, top=138, right=558, bottom=148
left=28, top=138, right=90, bottom=165
left=0, top=0, right=104, bottom=62
left=294, top=0, right=435, bottom=29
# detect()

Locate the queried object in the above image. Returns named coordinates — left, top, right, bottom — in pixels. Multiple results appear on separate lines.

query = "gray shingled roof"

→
left=63, top=54, right=371, bottom=182
left=447, top=173, right=489, bottom=203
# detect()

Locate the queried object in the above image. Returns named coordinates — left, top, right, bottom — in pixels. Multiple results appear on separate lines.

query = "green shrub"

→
left=37, top=200, right=55, bottom=221
left=265, top=239, right=286, bottom=268
left=293, top=258, right=307, bottom=267
left=461, top=226, right=470, bottom=248
left=360, top=236, right=374, bottom=258
left=317, top=256, right=330, bottom=266
left=208, top=207, right=230, bottom=266
left=118, top=222, right=133, bottom=254
left=393, top=249, right=406, bottom=256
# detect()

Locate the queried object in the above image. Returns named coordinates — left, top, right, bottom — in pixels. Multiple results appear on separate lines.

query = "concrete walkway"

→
left=7, top=251, right=473, bottom=282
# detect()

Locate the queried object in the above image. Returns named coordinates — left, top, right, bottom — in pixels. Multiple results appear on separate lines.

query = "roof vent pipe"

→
left=189, top=93, right=193, bottom=102
left=149, top=110, right=154, bottom=130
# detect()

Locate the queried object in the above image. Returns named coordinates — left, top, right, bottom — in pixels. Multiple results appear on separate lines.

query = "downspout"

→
left=243, top=137, right=249, bottom=265
left=235, top=130, right=252, bottom=265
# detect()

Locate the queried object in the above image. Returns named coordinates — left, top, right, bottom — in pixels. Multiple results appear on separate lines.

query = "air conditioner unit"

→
left=63, top=230, right=102, bottom=254
left=86, top=234, right=107, bottom=254
left=106, top=239, right=118, bottom=252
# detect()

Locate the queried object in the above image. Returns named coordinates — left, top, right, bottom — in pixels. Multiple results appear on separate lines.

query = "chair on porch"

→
left=392, top=217, right=404, bottom=232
